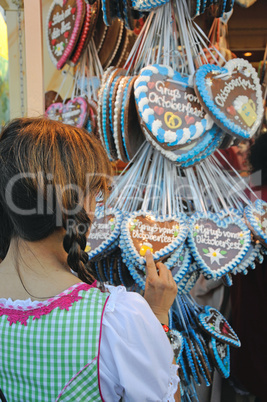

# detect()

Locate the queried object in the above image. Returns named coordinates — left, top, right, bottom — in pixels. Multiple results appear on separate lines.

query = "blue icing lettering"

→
left=189, top=125, right=196, bottom=136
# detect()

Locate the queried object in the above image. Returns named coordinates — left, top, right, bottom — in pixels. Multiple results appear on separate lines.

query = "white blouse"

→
left=0, top=285, right=179, bottom=401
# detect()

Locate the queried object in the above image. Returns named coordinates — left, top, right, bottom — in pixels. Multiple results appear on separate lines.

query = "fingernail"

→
left=145, top=250, right=151, bottom=255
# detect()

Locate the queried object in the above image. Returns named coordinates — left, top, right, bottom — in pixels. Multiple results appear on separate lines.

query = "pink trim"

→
left=0, top=282, right=97, bottom=326
left=70, top=3, right=91, bottom=65
left=45, top=97, right=88, bottom=128
left=56, top=358, right=97, bottom=401
left=97, top=295, right=110, bottom=402
left=57, top=0, right=85, bottom=70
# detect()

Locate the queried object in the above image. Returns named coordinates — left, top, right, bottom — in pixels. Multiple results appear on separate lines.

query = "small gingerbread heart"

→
left=194, top=58, right=264, bottom=139
left=187, top=210, right=251, bottom=279
left=244, top=199, right=267, bottom=247
left=86, top=207, right=123, bottom=261
left=120, top=211, right=188, bottom=266
left=199, top=306, right=241, bottom=348
left=45, top=97, right=88, bottom=128
left=209, top=337, right=230, bottom=378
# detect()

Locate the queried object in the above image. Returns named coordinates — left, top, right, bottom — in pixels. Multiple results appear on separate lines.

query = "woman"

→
left=0, top=118, right=180, bottom=401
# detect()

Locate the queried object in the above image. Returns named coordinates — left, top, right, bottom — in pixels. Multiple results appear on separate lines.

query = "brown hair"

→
left=0, top=117, right=113, bottom=283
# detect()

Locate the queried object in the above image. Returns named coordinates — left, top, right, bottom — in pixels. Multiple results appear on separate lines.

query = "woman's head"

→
left=0, top=117, right=113, bottom=282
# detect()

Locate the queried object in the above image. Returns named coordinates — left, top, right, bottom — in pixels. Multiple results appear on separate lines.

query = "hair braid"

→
left=63, top=208, right=95, bottom=284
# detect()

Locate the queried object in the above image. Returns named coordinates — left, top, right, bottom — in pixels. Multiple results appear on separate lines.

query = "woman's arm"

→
left=144, top=250, right=181, bottom=402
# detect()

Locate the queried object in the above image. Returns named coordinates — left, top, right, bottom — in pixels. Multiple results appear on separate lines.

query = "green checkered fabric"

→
left=0, top=286, right=109, bottom=401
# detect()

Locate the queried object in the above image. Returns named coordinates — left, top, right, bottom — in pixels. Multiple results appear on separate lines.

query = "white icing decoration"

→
left=164, top=130, right=177, bottom=143
left=206, top=78, right=213, bottom=87
left=140, top=65, right=159, bottom=74
left=195, top=121, right=203, bottom=136
left=136, top=75, right=150, bottom=83
left=182, top=128, right=191, bottom=143
left=244, top=68, right=251, bottom=77
left=113, top=78, right=127, bottom=161
left=233, top=95, right=249, bottom=111
left=204, top=247, right=226, bottom=265
left=143, top=108, right=154, bottom=124
left=205, top=113, right=214, bottom=130
left=166, top=66, right=174, bottom=78
left=152, top=119, right=162, bottom=134
left=138, top=97, right=149, bottom=112
left=135, top=85, right=148, bottom=99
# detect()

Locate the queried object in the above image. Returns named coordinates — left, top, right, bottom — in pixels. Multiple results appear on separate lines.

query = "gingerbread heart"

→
left=177, top=263, right=200, bottom=295
left=69, top=0, right=100, bottom=66
left=86, top=207, right=123, bottom=261
left=170, top=245, right=192, bottom=285
left=194, top=58, right=264, bottom=139
left=120, top=211, right=188, bottom=266
left=120, top=239, right=186, bottom=291
left=232, top=242, right=264, bottom=275
left=244, top=199, right=267, bottom=247
left=209, top=337, right=230, bottom=378
left=134, top=64, right=214, bottom=151
left=45, top=97, right=88, bottom=128
left=180, top=128, right=224, bottom=168
left=187, top=211, right=251, bottom=279
left=46, top=0, right=85, bottom=69
left=199, top=306, right=241, bottom=348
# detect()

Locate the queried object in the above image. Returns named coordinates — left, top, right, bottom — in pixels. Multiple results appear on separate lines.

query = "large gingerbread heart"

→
left=199, top=306, right=241, bottom=348
left=187, top=211, right=251, bottom=279
left=45, top=97, right=88, bottom=128
left=194, top=58, right=264, bottom=139
left=134, top=64, right=214, bottom=150
left=120, top=211, right=188, bottom=265
left=86, top=207, right=123, bottom=261
left=244, top=199, right=267, bottom=247
left=46, top=0, right=85, bottom=70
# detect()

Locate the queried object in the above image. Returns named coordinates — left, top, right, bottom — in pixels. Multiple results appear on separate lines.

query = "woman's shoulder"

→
left=102, top=285, right=164, bottom=338
left=104, top=284, right=148, bottom=311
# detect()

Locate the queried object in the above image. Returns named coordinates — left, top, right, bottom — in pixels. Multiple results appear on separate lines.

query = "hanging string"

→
left=185, top=168, right=206, bottom=213
left=212, top=152, right=258, bottom=203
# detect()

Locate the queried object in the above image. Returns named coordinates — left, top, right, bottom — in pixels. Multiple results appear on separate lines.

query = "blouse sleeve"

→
left=99, top=285, right=179, bottom=402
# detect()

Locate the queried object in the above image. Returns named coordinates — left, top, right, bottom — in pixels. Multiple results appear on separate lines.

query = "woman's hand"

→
left=144, top=250, right=177, bottom=325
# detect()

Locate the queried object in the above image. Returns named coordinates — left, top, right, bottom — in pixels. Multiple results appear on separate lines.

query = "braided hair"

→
left=0, top=118, right=113, bottom=282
